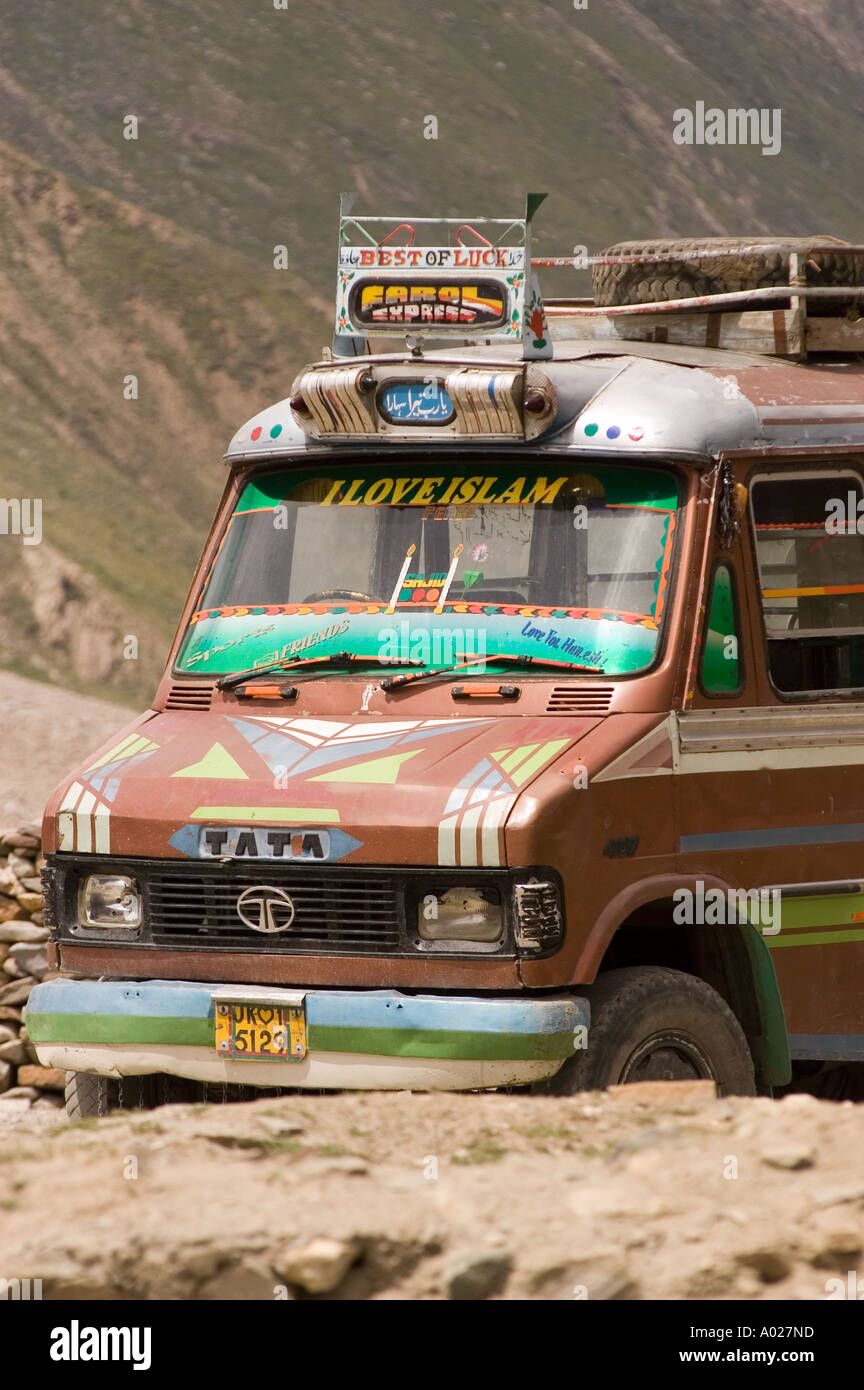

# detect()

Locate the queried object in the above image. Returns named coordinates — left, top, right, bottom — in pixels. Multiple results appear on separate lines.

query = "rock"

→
left=1, top=832, right=39, bottom=852
left=0, top=1006, right=22, bottom=1022
left=1, top=1086, right=39, bottom=1101
left=0, top=980, right=33, bottom=1005
left=6, top=943, right=50, bottom=979
left=20, top=878, right=43, bottom=893
left=607, top=1079, right=717, bottom=1104
left=7, top=854, right=35, bottom=879
left=0, top=1039, right=29, bottom=1065
left=0, top=899, right=24, bottom=923
left=815, top=1185, right=864, bottom=1208
left=444, top=1250, right=513, bottom=1301
left=1, top=957, right=25, bottom=979
left=256, top=1117, right=305, bottom=1138
left=28, top=912, right=44, bottom=926
left=0, top=922, right=48, bottom=943
left=277, top=1238, right=359, bottom=1294
left=15, top=892, right=43, bottom=915
left=737, top=1248, right=792, bottom=1283
left=0, top=1059, right=12, bottom=1093
left=809, top=1228, right=862, bottom=1270
left=0, top=1098, right=31, bottom=1118
left=32, top=1094, right=64, bottom=1110
left=301, top=1156, right=369, bottom=1179
left=198, top=1258, right=278, bottom=1300
left=0, top=1023, right=18, bottom=1045
left=761, top=1147, right=816, bottom=1171
left=17, top=1065, right=66, bottom=1090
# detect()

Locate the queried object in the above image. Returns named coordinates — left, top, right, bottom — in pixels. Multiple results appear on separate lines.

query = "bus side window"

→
left=751, top=470, right=864, bottom=695
left=699, top=562, right=742, bottom=696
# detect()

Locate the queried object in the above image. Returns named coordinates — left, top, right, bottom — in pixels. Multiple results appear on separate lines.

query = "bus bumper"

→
left=26, top=978, right=588, bottom=1091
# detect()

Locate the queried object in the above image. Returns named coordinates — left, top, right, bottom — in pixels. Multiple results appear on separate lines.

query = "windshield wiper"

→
left=218, top=651, right=421, bottom=691
left=380, top=652, right=605, bottom=691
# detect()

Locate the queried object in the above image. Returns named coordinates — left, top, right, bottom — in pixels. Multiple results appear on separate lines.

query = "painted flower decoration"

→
left=530, top=307, right=547, bottom=347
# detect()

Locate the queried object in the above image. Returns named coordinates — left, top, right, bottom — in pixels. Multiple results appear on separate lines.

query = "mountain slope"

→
left=0, top=141, right=327, bottom=702
left=0, top=0, right=861, bottom=702
left=1, top=0, right=862, bottom=293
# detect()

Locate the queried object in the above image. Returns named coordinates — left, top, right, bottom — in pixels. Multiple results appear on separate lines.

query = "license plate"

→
left=213, top=1001, right=306, bottom=1060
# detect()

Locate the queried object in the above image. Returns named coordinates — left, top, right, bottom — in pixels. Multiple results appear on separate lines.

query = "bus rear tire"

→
left=65, top=1071, right=176, bottom=1117
left=543, top=966, right=756, bottom=1097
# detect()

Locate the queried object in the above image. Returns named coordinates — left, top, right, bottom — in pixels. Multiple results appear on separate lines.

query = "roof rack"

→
left=536, top=241, right=864, bottom=360
left=332, top=203, right=864, bottom=362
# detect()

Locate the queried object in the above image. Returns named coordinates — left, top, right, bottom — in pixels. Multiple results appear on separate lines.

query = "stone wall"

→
left=0, top=823, right=65, bottom=1113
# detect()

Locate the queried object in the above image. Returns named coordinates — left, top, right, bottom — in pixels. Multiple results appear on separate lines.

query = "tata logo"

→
left=169, top=824, right=363, bottom=863
left=236, top=885, right=296, bottom=934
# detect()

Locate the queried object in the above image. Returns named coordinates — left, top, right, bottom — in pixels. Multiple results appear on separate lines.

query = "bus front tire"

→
left=544, top=966, right=756, bottom=1097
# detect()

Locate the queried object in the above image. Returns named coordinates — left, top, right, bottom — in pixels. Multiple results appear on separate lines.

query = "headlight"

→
left=418, top=887, right=503, bottom=942
left=81, top=875, right=141, bottom=929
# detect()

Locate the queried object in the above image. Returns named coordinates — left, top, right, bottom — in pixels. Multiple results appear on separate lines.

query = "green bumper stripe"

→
left=26, top=1012, right=210, bottom=1047
left=309, top=1024, right=575, bottom=1061
left=27, top=1011, right=574, bottom=1062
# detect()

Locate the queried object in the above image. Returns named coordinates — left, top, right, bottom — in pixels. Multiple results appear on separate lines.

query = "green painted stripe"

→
left=771, top=893, right=864, bottom=931
left=766, top=928, right=864, bottom=950
left=26, top=1011, right=575, bottom=1062
left=308, top=1024, right=575, bottom=1061
left=26, top=1012, right=210, bottom=1047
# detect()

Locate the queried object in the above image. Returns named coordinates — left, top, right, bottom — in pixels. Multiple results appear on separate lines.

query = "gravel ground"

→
left=1, top=1083, right=863, bottom=1300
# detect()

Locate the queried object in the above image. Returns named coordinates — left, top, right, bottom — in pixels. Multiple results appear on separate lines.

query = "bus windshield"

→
left=175, top=463, right=679, bottom=678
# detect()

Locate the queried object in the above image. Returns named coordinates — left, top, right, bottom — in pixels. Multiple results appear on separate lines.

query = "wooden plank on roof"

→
left=806, top=317, right=864, bottom=352
left=548, top=308, right=803, bottom=357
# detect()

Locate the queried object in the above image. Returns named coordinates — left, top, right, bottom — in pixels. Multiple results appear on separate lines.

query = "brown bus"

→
left=26, top=211, right=864, bottom=1112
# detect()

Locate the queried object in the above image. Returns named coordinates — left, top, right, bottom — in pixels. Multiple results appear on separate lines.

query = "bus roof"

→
left=224, top=337, right=864, bottom=470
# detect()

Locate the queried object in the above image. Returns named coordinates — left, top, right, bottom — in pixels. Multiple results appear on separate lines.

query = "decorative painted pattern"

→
left=227, top=715, right=492, bottom=783
left=58, top=732, right=161, bottom=853
left=438, top=738, right=569, bottom=867
left=190, top=602, right=659, bottom=627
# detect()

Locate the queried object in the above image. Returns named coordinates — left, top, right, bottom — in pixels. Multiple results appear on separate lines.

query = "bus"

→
left=26, top=202, right=864, bottom=1111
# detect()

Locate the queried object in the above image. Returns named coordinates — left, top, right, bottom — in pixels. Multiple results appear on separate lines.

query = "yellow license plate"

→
left=214, top=1002, right=306, bottom=1060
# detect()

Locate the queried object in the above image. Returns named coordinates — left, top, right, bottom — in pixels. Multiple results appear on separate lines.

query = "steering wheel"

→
left=303, top=588, right=385, bottom=604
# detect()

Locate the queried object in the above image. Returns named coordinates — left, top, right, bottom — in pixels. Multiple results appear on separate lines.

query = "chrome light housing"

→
left=80, top=874, right=141, bottom=929
left=513, top=878, right=563, bottom=951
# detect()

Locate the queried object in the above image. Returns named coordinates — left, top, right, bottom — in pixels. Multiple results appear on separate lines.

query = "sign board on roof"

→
left=333, top=195, right=551, bottom=361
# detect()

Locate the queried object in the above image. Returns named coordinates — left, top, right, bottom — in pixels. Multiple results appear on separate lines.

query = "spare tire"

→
left=592, top=235, right=864, bottom=315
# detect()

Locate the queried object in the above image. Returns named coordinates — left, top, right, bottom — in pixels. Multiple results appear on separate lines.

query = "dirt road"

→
left=1, top=1084, right=862, bottom=1300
